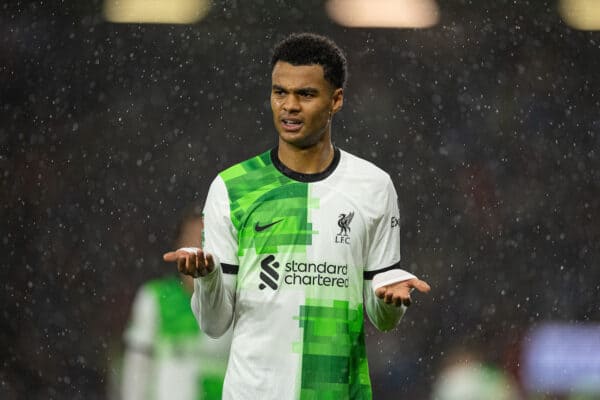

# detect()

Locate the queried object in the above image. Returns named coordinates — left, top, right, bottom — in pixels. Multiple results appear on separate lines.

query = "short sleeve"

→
left=365, top=177, right=401, bottom=276
left=123, top=285, right=157, bottom=350
left=203, top=175, right=239, bottom=266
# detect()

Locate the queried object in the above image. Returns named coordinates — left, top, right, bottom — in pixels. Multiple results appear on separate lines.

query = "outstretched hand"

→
left=163, top=247, right=215, bottom=278
left=375, top=278, right=431, bottom=307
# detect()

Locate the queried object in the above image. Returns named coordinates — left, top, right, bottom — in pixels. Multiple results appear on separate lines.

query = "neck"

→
left=277, top=139, right=334, bottom=174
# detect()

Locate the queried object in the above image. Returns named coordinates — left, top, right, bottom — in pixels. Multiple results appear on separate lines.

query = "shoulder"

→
left=334, top=150, right=398, bottom=212
left=218, top=149, right=273, bottom=183
left=214, top=149, right=282, bottom=207
left=339, top=149, right=393, bottom=187
left=205, top=150, right=272, bottom=202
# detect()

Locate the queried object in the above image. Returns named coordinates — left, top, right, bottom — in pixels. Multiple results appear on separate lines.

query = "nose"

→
left=282, top=94, right=300, bottom=112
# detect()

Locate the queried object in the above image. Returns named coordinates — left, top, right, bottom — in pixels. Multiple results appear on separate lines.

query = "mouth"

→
left=280, top=118, right=303, bottom=132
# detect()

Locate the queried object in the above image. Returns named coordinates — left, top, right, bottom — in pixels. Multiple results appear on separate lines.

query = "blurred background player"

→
left=120, top=204, right=231, bottom=400
left=430, top=346, right=521, bottom=400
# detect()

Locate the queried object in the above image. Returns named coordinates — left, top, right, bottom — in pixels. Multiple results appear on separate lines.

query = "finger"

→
left=394, top=287, right=411, bottom=307
left=196, top=250, right=205, bottom=266
left=205, top=253, right=215, bottom=273
left=195, top=250, right=206, bottom=275
left=410, top=279, right=431, bottom=293
left=393, top=296, right=403, bottom=307
left=375, top=287, right=386, bottom=299
left=186, top=250, right=208, bottom=277
left=189, top=251, right=198, bottom=275
left=384, top=291, right=394, bottom=304
left=163, top=251, right=177, bottom=262
left=177, top=256, right=187, bottom=274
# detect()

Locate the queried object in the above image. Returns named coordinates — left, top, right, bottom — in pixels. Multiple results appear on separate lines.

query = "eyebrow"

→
left=272, top=84, right=319, bottom=95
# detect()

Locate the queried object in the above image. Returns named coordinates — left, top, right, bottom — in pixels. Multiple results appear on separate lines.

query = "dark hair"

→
left=271, top=33, right=347, bottom=89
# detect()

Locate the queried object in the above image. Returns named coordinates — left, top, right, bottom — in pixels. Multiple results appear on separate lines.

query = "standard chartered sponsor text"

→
left=284, top=260, right=349, bottom=287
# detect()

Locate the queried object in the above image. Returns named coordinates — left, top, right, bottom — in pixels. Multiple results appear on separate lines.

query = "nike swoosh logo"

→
left=254, top=219, right=283, bottom=232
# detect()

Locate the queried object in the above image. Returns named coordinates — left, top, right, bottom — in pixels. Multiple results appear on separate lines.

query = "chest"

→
left=236, top=182, right=372, bottom=261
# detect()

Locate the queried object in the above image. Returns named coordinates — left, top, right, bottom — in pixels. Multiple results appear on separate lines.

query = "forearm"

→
left=364, top=269, right=416, bottom=331
left=364, top=281, right=406, bottom=331
left=121, top=349, right=152, bottom=400
left=191, top=261, right=235, bottom=338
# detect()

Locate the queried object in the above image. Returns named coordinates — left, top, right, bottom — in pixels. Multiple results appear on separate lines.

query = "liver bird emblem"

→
left=337, top=212, right=354, bottom=236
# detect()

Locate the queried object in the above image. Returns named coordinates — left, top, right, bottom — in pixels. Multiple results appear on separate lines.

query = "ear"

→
left=331, top=88, right=344, bottom=114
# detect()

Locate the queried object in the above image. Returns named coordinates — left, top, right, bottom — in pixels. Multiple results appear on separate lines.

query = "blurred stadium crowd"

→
left=2, top=1, right=599, bottom=399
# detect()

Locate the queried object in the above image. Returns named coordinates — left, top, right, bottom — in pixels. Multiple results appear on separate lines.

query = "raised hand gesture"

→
left=163, top=247, right=215, bottom=278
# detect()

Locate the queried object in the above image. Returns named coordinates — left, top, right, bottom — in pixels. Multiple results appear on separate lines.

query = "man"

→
left=122, top=206, right=231, bottom=400
left=164, top=33, right=430, bottom=399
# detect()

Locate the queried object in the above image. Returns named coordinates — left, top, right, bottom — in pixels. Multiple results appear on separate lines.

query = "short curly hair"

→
left=271, top=33, right=347, bottom=89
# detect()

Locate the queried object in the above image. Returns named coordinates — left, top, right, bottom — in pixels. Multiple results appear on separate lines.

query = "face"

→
left=271, top=61, right=343, bottom=149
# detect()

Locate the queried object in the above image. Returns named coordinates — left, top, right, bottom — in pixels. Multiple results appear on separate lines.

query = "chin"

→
left=279, top=131, right=326, bottom=149
left=280, top=136, right=316, bottom=149
left=279, top=131, right=304, bottom=144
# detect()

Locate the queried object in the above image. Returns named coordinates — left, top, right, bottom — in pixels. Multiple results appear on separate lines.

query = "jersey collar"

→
left=270, top=146, right=341, bottom=183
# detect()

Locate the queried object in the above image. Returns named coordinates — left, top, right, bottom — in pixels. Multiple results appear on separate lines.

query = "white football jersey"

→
left=194, top=147, right=405, bottom=400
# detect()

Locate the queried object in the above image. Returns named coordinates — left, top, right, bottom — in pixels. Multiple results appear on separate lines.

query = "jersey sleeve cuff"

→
left=372, top=269, right=417, bottom=291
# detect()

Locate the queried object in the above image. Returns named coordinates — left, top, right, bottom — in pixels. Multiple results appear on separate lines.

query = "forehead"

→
left=271, top=61, right=329, bottom=89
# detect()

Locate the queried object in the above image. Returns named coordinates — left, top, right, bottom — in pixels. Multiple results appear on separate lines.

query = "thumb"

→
left=411, top=279, right=431, bottom=293
left=163, top=251, right=177, bottom=262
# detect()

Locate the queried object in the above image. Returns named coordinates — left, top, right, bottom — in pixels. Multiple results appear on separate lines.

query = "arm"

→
left=164, top=177, right=239, bottom=338
left=191, top=260, right=237, bottom=338
left=364, top=274, right=407, bottom=332
left=121, top=352, right=152, bottom=400
left=121, top=287, right=156, bottom=400
left=196, top=176, right=239, bottom=337
left=363, top=177, right=430, bottom=331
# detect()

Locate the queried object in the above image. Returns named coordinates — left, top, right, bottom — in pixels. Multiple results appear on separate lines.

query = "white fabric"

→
left=122, top=289, right=156, bottom=400
left=372, top=269, right=417, bottom=291
left=202, top=176, right=239, bottom=265
left=122, top=283, right=231, bottom=400
left=193, top=149, right=412, bottom=399
left=365, top=177, right=401, bottom=272
left=124, top=287, right=157, bottom=349
left=191, top=259, right=236, bottom=338
left=179, top=247, right=199, bottom=255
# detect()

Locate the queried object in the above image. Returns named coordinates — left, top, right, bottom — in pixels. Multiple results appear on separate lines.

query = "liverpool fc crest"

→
left=336, top=212, right=354, bottom=244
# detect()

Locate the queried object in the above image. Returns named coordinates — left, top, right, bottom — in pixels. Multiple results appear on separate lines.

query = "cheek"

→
left=270, top=94, right=281, bottom=105
left=270, top=98, right=280, bottom=115
left=314, top=106, right=331, bottom=124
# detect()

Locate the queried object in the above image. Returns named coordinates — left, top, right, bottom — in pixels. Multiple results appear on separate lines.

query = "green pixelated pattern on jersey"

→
left=294, top=299, right=372, bottom=400
left=219, top=150, right=318, bottom=255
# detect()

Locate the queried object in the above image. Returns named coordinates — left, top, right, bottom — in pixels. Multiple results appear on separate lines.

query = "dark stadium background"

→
left=2, top=1, right=599, bottom=399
